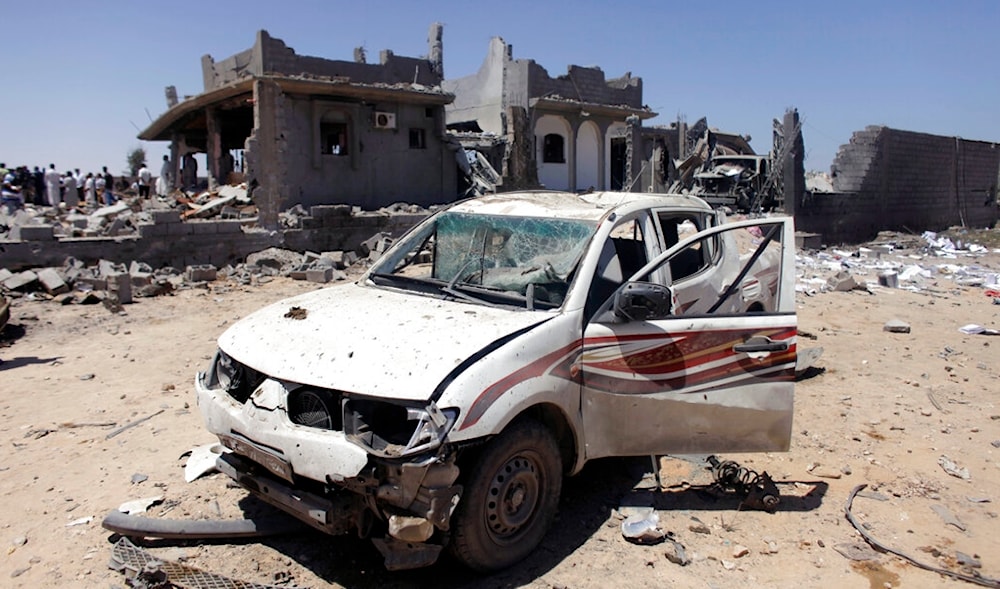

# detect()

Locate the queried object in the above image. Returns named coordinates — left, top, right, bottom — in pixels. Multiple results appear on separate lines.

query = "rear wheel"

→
left=448, top=418, right=562, bottom=572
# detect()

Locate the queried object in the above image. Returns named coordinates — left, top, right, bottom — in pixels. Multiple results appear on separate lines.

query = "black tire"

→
left=448, top=418, right=562, bottom=572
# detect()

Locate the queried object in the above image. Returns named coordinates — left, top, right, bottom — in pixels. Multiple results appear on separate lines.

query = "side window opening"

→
left=586, top=218, right=649, bottom=321
left=658, top=214, right=710, bottom=281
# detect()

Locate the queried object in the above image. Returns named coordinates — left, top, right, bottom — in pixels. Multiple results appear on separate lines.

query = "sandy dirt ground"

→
left=1, top=245, right=999, bottom=589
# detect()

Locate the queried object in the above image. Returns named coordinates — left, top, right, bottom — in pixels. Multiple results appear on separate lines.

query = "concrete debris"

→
left=937, top=455, right=971, bottom=480
left=795, top=228, right=1000, bottom=300
left=883, top=319, right=911, bottom=334
left=117, top=496, right=163, bottom=515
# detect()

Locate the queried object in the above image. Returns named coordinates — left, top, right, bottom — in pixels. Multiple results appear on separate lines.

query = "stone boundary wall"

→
left=796, top=126, right=1000, bottom=244
left=0, top=206, right=429, bottom=272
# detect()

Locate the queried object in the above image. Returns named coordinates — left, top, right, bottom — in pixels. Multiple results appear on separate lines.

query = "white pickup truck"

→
left=196, top=190, right=797, bottom=571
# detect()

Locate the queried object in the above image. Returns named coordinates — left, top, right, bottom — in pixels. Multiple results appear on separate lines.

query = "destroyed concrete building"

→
left=796, top=126, right=1000, bottom=244
left=443, top=37, right=656, bottom=192
left=139, top=26, right=458, bottom=227
left=635, top=109, right=805, bottom=213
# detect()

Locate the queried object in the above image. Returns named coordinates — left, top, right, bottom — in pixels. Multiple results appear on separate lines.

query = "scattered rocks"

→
left=883, top=319, right=911, bottom=333
left=938, top=455, right=971, bottom=480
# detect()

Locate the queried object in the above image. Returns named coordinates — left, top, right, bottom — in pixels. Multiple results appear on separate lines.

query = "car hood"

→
left=217, top=282, right=551, bottom=401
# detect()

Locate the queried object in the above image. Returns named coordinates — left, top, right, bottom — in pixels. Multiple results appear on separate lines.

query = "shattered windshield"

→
left=372, top=211, right=598, bottom=309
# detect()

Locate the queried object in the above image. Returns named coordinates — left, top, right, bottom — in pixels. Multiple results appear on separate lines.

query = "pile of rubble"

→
left=796, top=229, right=1000, bottom=299
left=0, top=183, right=257, bottom=241
left=0, top=231, right=396, bottom=312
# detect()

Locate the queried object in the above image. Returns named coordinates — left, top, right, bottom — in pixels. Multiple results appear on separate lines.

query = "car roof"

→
left=447, top=190, right=713, bottom=221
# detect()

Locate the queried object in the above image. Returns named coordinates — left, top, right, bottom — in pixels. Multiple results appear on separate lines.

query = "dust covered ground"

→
left=1, top=245, right=999, bottom=589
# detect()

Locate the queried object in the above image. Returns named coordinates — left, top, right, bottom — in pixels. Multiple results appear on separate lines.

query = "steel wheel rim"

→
left=484, top=452, right=542, bottom=543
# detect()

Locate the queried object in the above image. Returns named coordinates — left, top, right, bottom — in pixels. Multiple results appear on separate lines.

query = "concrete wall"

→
left=0, top=207, right=429, bottom=272
left=203, top=30, right=443, bottom=92
left=523, top=63, right=643, bottom=110
left=796, top=126, right=1000, bottom=244
left=270, top=95, right=456, bottom=210
left=442, top=37, right=507, bottom=134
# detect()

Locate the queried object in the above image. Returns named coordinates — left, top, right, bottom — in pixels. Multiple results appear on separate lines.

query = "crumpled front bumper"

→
left=195, top=373, right=369, bottom=485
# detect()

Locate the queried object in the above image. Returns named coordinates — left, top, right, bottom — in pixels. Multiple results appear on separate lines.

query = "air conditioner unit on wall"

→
left=374, top=112, right=397, bottom=129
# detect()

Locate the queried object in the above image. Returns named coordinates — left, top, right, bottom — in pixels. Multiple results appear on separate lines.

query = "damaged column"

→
left=205, top=107, right=221, bottom=191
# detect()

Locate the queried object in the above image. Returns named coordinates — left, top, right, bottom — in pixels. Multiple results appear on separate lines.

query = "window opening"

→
left=409, top=128, right=427, bottom=149
left=321, top=122, right=349, bottom=156
left=542, top=134, right=565, bottom=163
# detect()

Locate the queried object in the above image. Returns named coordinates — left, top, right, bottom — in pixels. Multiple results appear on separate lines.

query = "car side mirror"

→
left=613, top=282, right=673, bottom=321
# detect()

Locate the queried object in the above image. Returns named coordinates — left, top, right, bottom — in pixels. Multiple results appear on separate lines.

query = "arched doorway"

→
left=535, top=115, right=571, bottom=191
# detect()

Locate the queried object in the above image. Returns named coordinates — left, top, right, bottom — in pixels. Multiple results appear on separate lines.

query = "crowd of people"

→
left=1, top=157, right=175, bottom=216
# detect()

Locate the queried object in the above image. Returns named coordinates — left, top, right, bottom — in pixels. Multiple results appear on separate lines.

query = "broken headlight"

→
left=203, top=349, right=264, bottom=404
left=344, top=398, right=458, bottom=458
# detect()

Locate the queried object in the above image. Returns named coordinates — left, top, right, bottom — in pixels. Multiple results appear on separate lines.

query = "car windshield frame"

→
left=369, top=210, right=599, bottom=310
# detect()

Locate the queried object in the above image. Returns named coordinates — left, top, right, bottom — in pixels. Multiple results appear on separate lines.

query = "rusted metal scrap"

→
left=109, top=537, right=284, bottom=589
left=707, top=455, right=780, bottom=512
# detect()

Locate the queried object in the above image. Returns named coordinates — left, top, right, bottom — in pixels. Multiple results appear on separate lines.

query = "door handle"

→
left=733, top=336, right=788, bottom=353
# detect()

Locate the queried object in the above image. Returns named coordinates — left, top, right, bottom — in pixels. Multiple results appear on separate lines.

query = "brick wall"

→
left=797, top=126, right=1000, bottom=244
left=525, top=62, right=643, bottom=108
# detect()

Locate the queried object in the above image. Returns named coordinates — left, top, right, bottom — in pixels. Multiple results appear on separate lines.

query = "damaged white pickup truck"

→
left=196, top=190, right=797, bottom=571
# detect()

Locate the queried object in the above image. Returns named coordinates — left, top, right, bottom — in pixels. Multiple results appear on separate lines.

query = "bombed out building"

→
left=139, top=26, right=458, bottom=228
left=443, top=37, right=656, bottom=192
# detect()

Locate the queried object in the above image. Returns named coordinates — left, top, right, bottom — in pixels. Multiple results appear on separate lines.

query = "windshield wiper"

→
left=441, top=258, right=495, bottom=306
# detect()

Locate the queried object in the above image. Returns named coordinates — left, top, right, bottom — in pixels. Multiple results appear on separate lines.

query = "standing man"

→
left=32, top=166, right=44, bottom=205
left=63, top=171, right=80, bottom=210
left=1, top=168, right=22, bottom=214
left=138, top=163, right=152, bottom=198
left=102, top=166, right=115, bottom=203
left=157, top=154, right=173, bottom=196
left=44, top=164, right=61, bottom=207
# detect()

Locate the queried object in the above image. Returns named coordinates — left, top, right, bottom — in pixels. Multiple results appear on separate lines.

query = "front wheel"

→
left=448, top=418, right=562, bottom=572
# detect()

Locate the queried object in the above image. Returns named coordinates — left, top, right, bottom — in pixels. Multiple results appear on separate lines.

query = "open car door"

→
left=580, top=217, right=797, bottom=459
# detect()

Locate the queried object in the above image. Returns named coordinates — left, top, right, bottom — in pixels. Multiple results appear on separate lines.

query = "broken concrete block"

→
left=357, top=232, right=390, bottom=256
left=878, top=271, right=899, bottom=288
left=13, top=224, right=55, bottom=241
left=106, top=272, right=133, bottom=304
left=66, top=214, right=89, bottom=229
left=185, top=265, right=217, bottom=282
left=98, top=260, right=126, bottom=278
left=883, top=319, right=911, bottom=334
left=105, top=217, right=128, bottom=236
left=36, top=268, right=69, bottom=295
left=150, top=209, right=181, bottom=224
left=306, top=267, right=333, bottom=283
left=76, top=275, right=107, bottom=291
left=3, top=270, right=39, bottom=291
left=289, top=269, right=308, bottom=281
left=343, top=251, right=359, bottom=266
left=130, top=261, right=153, bottom=275
left=826, top=271, right=858, bottom=292
left=0, top=268, right=13, bottom=283
left=322, top=251, right=347, bottom=270
left=130, top=272, right=153, bottom=288
left=90, top=202, right=130, bottom=218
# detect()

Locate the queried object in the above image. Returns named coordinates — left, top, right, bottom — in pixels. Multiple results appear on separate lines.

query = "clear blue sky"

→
left=2, top=0, right=996, bottom=177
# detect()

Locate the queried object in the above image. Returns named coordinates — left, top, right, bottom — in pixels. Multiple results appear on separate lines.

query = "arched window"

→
left=542, top=133, right=565, bottom=163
